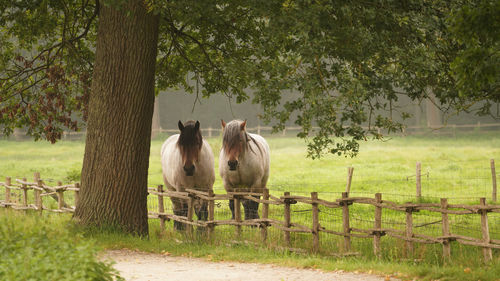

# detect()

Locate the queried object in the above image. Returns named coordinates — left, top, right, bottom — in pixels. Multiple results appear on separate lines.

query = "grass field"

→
left=1, top=132, right=500, bottom=280
left=1, top=131, right=498, bottom=201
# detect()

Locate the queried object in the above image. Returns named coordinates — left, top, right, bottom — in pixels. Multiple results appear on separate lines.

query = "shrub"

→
left=0, top=211, right=122, bottom=281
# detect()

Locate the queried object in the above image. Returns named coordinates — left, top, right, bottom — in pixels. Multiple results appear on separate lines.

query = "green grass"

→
left=2, top=132, right=498, bottom=200
left=4, top=209, right=495, bottom=281
left=1, top=132, right=500, bottom=280
left=0, top=209, right=122, bottom=281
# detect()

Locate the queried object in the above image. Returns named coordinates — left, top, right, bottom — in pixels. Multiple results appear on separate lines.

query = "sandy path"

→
left=102, top=250, right=395, bottom=281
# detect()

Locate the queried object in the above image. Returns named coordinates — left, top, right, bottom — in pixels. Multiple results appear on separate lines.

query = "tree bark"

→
left=73, top=1, right=159, bottom=236
left=151, top=95, right=161, bottom=139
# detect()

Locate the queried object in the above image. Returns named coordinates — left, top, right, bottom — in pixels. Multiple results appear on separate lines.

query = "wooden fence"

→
left=1, top=173, right=499, bottom=263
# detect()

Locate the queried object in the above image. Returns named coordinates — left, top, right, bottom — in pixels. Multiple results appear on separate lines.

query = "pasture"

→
left=1, top=131, right=500, bottom=280
left=2, top=131, right=498, bottom=201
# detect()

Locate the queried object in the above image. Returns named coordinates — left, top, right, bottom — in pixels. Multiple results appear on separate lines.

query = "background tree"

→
left=1, top=0, right=498, bottom=234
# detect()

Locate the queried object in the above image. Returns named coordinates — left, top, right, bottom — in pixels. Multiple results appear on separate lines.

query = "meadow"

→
left=1, top=131, right=499, bottom=280
left=1, top=131, right=498, bottom=201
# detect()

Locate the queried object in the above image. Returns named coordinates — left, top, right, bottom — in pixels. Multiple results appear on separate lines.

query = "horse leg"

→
left=170, top=197, right=185, bottom=230
left=242, top=199, right=252, bottom=220
left=229, top=199, right=235, bottom=219
left=173, top=210, right=185, bottom=230
left=251, top=195, right=260, bottom=220
left=194, top=200, right=208, bottom=234
left=243, top=196, right=260, bottom=221
left=196, top=200, right=208, bottom=221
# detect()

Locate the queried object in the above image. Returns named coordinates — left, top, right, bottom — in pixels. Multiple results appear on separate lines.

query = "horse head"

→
left=221, top=119, right=247, bottom=171
left=177, top=120, right=202, bottom=176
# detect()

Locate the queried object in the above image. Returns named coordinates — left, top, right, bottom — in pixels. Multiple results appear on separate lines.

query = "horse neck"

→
left=244, top=132, right=264, bottom=157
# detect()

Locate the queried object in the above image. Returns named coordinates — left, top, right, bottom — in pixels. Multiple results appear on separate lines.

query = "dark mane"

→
left=178, top=120, right=202, bottom=157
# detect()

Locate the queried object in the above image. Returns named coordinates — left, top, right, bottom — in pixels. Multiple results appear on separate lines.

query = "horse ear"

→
left=221, top=119, right=226, bottom=129
left=240, top=120, right=247, bottom=131
left=178, top=120, right=184, bottom=131
left=195, top=120, right=200, bottom=131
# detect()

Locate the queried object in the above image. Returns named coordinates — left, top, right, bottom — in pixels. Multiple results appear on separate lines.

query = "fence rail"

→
left=1, top=173, right=499, bottom=263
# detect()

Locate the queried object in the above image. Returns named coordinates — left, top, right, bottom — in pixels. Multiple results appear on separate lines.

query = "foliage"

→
left=1, top=0, right=498, bottom=157
left=0, top=210, right=122, bottom=281
left=0, top=0, right=95, bottom=142
left=447, top=0, right=500, bottom=112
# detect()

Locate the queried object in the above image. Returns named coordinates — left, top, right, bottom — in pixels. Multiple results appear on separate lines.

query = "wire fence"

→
left=1, top=172, right=499, bottom=263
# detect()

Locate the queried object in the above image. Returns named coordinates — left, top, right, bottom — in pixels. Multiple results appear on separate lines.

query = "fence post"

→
left=57, top=181, right=64, bottom=211
left=416, top=162, right=422, bottom=200
left=345, top=167, right=354, bottom=194
left=311, top=192, right=320, bottom=252
left=491, top=159, right=497, bottom=202
left=440, top=198, right=451, bottom=262
left=35, top=180, right=43, bottom=213
left=405, top=207, right=414, bottom=258
left=208, top=190, right=215, bottom=239
left=157, top=185, right=165, bottom=231
left=33, top=172, right=41, bottom=212
left=284, top=191, right=291, bottom=247
left=187, top=195, right=194, bottom=235
left=342, top=192, right=351, bottom=252
left=480, top=198, right=492, bottom=263
left=74, top=183, right=80, bottom=208
left=373, top=193, right=382, bottom=257
left=22, top=177, right=28, bottom=209
left=234, top=195, right=242, bottom=238
left=5, top=177, right=11, bottom=208
left=260, top=189, right=269, bottom=243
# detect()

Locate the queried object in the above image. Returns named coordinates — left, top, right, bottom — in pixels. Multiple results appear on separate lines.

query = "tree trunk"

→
left=426, top=91, right=442, bottom=129
left=151, top=95, right=161, bottom=139
left=73, top=1, right=159, bottom=236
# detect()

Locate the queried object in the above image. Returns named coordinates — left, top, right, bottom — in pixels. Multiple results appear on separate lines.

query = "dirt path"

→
left=102, top=250, right=396, bottom=281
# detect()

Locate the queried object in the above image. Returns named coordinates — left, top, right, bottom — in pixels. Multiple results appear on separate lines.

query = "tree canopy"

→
left=1, top=0, right=498, bottom=157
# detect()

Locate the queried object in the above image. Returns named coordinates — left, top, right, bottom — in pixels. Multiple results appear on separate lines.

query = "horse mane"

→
left=177, top=120, right=202, bottom=155
left=222, top=121, right=243, bottom=154
left=223, top=120, right=263, bottom=156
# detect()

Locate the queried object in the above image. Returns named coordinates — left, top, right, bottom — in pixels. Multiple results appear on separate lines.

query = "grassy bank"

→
left=1, top=209, right=497, bottom=281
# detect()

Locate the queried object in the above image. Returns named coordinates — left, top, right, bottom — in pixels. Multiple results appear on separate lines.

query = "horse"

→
left=219, top=119, right=270, bottom=221
left=161, top=120, right=215, bottom=230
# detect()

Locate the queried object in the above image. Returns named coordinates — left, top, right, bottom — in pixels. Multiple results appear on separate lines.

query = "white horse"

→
left=219, top=119, right=270, bottom=220
left=161, top=120, right=215, bottom=230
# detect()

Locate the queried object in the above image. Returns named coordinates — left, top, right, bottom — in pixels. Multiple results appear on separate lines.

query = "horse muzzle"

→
left=183, top=165, right=195, bottom=176
left=228, top=160, right=238, bottom=171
